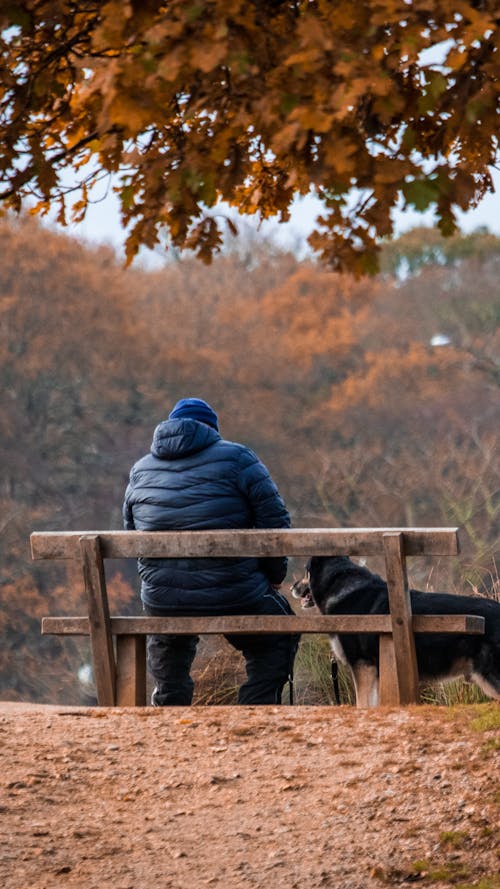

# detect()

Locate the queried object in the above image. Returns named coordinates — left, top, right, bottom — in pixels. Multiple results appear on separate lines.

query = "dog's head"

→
left=291, top=561, right=315, bottom=608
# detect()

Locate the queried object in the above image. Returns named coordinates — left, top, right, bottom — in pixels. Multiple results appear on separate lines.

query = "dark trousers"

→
left=145, top=589, right=299, bottom=706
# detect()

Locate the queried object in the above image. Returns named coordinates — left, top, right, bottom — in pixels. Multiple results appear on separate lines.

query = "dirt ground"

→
left=0, top=702, right=499, bottom=889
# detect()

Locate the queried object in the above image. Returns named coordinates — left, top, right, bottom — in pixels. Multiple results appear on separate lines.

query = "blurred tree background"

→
left=0, top=215, right=498, bottom=702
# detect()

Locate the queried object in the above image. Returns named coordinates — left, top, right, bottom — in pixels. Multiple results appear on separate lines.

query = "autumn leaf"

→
left=403, top=179, right=440, bottom=213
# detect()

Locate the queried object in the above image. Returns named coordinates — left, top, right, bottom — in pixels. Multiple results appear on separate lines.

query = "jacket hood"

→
left=151, top=418, right=221, bottom=460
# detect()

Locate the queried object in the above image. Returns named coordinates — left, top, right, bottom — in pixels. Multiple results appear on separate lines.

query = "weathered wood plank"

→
left=116, top=636, right=146, bottom=706
left=80, top=535, right=116, bottom=707
left=383, top=532, right=420, bottom=705
left=378, top=635, right=400, bottom=706
left=414, top=614, right=484, bottom=634
left=30, top=527, right=460, bottom=560
left=41, top=613, right=485, bottom=636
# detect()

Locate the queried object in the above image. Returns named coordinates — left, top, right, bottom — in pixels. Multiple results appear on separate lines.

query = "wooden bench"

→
left=30, top=527, right=484, bottom=708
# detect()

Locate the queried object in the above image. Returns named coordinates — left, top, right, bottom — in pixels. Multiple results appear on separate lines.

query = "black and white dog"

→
left=292, top=556, right=500, bottom=707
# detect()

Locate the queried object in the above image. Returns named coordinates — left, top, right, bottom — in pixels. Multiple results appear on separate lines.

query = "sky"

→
left=51, top=166, right=500, bottom=265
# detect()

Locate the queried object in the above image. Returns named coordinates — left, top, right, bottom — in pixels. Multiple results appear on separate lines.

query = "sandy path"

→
left=0, top=703, right=498, bottom=889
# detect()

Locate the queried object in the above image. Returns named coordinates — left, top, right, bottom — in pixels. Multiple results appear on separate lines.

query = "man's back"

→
left=123, top=415, right=290, bottom=612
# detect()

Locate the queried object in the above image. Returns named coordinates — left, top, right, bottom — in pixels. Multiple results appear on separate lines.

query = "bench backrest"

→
left=31, top=527, right=460, bottom=560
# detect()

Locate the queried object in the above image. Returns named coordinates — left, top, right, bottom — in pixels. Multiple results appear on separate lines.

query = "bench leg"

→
left=80, top=535, right=116, bottom=706
left=116, top=636, right=147, bottom=706
left=379, top=634, right=401, bottom=706
left=383, top=532, right=420, bottom=704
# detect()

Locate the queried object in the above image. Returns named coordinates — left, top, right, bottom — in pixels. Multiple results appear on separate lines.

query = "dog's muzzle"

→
left=290, top=574, right=314, bottom=608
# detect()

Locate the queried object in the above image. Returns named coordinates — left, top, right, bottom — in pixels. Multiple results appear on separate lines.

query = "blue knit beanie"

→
left=169, top=397, right=219, bottom=430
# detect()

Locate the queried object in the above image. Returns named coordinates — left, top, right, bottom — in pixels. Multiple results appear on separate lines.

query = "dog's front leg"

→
left=352, top=663, right=379, bottom=708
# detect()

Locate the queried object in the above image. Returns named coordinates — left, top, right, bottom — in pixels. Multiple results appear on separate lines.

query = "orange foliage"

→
left=0, top=3, right=498, bottom=271
left=327, top=343, right=465, bottom=412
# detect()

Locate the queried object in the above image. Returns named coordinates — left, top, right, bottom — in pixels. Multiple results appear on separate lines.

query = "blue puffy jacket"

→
left=122, top=418, right=290, bottom=612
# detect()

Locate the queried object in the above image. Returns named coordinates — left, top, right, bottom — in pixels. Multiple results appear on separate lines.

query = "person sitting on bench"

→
left=122, top=397, right=298, bottom=706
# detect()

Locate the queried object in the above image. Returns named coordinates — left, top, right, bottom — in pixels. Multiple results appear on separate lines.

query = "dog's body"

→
left=292, top=556, right=500, bottom=707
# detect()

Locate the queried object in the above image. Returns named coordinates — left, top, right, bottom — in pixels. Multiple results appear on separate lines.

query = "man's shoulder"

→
left=130, top=451, right=159, bottom=474
left=216, top=439, right=258, bottom=464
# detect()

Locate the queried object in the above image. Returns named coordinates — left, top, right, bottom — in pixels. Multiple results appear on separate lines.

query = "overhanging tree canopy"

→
left=0, top=1, right=498, bottom=271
